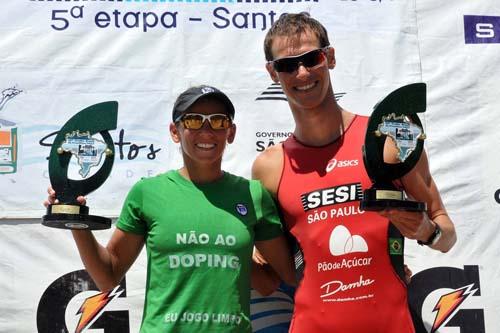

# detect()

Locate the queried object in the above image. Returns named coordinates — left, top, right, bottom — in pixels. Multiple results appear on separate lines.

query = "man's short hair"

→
left=264, top=12, right=330, bottom=61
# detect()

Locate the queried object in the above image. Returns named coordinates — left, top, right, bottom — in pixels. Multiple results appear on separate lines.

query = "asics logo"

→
left=326, top=159, right=359, bottom=172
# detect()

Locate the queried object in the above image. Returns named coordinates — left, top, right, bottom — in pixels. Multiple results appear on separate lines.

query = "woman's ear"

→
left=170, top=122, right=180, bottom=143
left=227, top=123, right=236, bottom=144
left=266, top=62, right=280, bottom=83
left=327, top=47, right=336, bottom=69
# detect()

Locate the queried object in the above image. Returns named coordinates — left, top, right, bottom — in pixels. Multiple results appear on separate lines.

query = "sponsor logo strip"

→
left=301, top=183, right=363, bottom=211
left=464, top=15, right=500, bottom=44
left=320, top=275, right=375, bottom=301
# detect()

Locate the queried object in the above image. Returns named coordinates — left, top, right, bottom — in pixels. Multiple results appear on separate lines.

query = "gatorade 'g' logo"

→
left=408, top=265, right=485, bottom=333
left=430, top=284, right=477, bottom=332
left=75, top=288, right=123, bottom=333
left=37, top=270, right=130, bottom=333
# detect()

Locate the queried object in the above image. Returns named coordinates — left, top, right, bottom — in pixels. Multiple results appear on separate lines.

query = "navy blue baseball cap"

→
left=172, top=85, right=235, bottom=122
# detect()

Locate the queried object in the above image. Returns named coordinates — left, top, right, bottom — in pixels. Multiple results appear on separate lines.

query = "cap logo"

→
left=201, top=87, right=215, bottom=94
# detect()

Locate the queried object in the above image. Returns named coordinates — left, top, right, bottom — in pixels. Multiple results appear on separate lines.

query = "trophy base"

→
left=42, top=204, right=111, bottom=230
left=360, top=189, right=426, bottom=212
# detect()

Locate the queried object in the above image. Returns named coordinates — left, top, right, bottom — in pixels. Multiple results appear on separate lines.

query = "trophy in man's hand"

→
left=42, top=101, right=118, bottom=230
left=360, top=83, right=427, bottom=212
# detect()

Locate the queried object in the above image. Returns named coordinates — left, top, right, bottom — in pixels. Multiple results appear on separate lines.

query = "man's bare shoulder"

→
left=252, top=144, right=284, bottom=195
left=255, top=144, right=283, bottom=163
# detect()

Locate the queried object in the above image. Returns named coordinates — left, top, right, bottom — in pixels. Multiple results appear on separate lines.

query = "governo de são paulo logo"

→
left=329, top=225, right=368, bottom=256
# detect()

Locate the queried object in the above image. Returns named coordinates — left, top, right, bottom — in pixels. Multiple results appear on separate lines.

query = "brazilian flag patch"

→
left=389, top=238, right=403, bottom=255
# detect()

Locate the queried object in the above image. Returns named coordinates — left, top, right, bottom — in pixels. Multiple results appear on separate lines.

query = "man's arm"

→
left=379, top=150, right=457, bottom=252
left=251, top=144, right=293, bottom=294
left=254, top=236, right=296, bottom=287
left=251, top=144, right=284, bottom=197
left=251, top=249, right=284, bottom=296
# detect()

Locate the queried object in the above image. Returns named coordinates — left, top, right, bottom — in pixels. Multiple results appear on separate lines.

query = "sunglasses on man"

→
left=176, top=113, right=232, bottom=130
left=271, top=47, right=330, bottom=73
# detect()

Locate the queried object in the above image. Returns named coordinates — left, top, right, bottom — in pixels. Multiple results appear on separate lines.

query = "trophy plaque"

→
left=360, top=83, right=427, bottom=212
left=42, top=101, right=118, bottom=230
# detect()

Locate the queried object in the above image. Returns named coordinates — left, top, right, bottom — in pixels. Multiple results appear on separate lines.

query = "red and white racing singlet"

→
left=278, top=115, right=414, bottom=333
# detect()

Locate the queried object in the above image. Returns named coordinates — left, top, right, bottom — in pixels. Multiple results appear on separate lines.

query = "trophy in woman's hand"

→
left=42, top=101, right=118, bottom=230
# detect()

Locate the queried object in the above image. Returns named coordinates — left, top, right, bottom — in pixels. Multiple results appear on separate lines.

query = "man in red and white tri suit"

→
left=252, top=13, right=457, bottom=333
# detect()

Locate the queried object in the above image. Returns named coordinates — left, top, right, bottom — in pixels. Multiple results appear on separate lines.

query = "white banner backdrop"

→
left=0, top=0, right=420, bottom=218
left=0, top=0, right=498, bottom=332
left=406, top=1, right=500, bottom=332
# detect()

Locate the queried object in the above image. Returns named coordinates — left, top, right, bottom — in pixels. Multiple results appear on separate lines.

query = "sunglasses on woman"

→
left=177, top=113, right=232, bottom=130
left=271, top=47, right=329, bottom=73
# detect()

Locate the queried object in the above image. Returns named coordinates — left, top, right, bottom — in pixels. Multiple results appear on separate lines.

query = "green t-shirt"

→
left=116, top=170, right=283, bottom=333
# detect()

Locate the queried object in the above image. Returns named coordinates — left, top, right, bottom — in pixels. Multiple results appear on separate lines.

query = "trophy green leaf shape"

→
left=42, top=101, right=118, bottom=230
left=360, top=83, right=427, bottom=212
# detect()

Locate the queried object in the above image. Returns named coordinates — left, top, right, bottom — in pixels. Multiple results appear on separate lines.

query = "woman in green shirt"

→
left=45, top=85, right=295, bottom=333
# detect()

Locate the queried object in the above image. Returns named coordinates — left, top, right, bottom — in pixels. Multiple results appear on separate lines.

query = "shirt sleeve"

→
left=116, top=179, right=148, bottom=235
left=252, top=180, right=283, bottom=241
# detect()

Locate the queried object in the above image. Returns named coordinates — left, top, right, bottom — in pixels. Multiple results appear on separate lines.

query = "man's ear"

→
left=266, top=62, right=280, bottom=83
left=327, top=47, right=336, bottom=69
left=227, top=124, right=236, bottom=144
left=169, top=122, right=180, bottom=143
